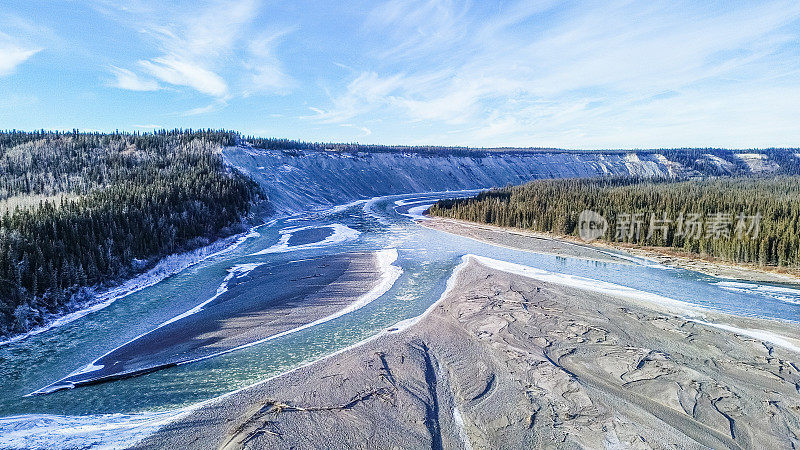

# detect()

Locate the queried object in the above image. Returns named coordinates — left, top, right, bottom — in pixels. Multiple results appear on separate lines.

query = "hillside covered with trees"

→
left=0, top=130, right=260, bottom=338
left=429, top=177, right=800, bottom=267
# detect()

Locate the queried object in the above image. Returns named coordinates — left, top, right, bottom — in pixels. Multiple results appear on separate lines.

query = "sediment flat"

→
left=595, top=243, right=800, bottom=284
left=138, top=256, right=800, bottom=449
left=422, top=217, right=632, bottom=265
left=424, top=217, right=800, bottom=284
left=35, top=252, right=386, bottom=394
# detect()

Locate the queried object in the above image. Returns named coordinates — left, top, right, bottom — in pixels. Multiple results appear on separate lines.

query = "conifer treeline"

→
left=429, top=177, right=800, bottom=267
left=246, top=136, right=510, bottom=156
left=0, top=130, right=258, bottom=337
left=246, top=136, right=800, bottom=170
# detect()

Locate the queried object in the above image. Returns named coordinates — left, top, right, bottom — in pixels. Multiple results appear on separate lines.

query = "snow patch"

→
left=323, top=199, right=369, bottom=216
left=66, top=362, right=105, bottom=378
left=715, top=281, right=800, bottom=305
left=394, top=197, right=438, bottom=207
left=453, top=407, right=473, bottom=450
left=702, top=154, right=736, bottom=172
left=592, top=248, right=673, bottom=269
left=0, top=409, right=197, bottom=450
left=689, top=319, right=800, bottom=354
left=249, top=224, right=360, bottom=255
left=156, top=262, right=265, bottom=329
left=733, top=153, right=779, bottom=173
left=468, top=255, right=701, bottom=316
left=403, top=204, right=433, bottom=220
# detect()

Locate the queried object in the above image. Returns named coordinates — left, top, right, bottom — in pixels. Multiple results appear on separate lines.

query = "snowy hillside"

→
left=224, top=146, right=693, bottom=215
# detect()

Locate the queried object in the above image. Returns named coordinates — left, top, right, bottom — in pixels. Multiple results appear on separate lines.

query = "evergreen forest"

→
left=429, top=177, right=800, bottom=267
left=0, top=130, right=260, bottom=337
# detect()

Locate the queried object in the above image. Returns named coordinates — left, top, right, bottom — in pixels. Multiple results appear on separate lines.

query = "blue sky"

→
left=1, top=0, right=800, bottom=148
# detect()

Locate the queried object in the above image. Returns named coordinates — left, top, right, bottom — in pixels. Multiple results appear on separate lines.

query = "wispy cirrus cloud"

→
left=309, top=71, right=405, bottom=123
left=364, top=0, right=469, bottom=62
left=310, top=0, right=800, bottom=147
left=5, top=0, right=800, bottom=146
left=138, top=57, right=227, bottom=97
left=0, top=32, right=40, bottom=76
left=182, top=99, right=229, bottom=116
left=100, top=0, right=294, bottom=107
left=340, top=123, right=372, bottom=137
left=132, top=0, right=259, bottom=99
left=242, top=27, right=297, bottom=96
left=107, top=65, right=160, bottom=91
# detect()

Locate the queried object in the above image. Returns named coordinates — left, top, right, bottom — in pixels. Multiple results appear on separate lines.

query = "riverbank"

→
left=423, top=217, right=800, bottom=284
left=136, top=255, right=800, bottom=449
left=0, top=225, right=262, bottom=347
left=421, top=217, right=633, bottom=265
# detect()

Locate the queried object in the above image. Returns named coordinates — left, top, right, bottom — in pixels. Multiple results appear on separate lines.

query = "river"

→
left=2, top=187, right=800, bottom=448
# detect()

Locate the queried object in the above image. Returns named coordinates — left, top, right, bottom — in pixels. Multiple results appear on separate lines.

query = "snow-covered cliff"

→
left=222, top=146, right=694, bottom=215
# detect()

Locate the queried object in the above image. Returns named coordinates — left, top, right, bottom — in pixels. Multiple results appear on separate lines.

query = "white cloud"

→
left=340, top=123, right=372, bottom=138
left=308, top=71, right=405, bottom=122
left=242, top=27, right=296, bottom=96
left=246, top=64, right=292, bottom=94
left=131, top=0, right=259, bottom=98
left=182, top=99, right=228, bottom=116
left=139, top=57, right=227, bottom=97
left=365, top=0, right=469, bottom=61
left=0, top=33, right=40, bottom=76
left=99, top=0, right=293, bottom=100
left=107, top=65, right=160, bottom=91
left=311, top=0, right=800, bottom=148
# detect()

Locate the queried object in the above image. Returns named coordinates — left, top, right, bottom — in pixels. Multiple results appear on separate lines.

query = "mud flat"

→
left=137, top=256, right=800, bottom=449
left=34, top=250, right=398, bottom=394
